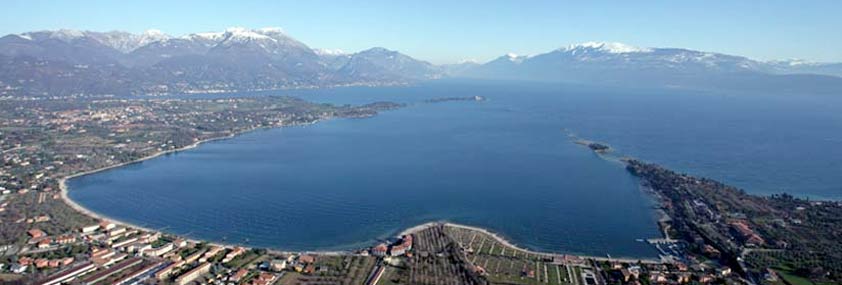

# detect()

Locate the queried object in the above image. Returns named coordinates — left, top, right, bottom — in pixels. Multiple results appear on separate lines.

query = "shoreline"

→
left=59, top=132, right=249, bottom=249
left=435, top=222, right=662, bottom=264
left=57, top=123, right=662, bottom=260
left=57, top=120, right=331, bottom=252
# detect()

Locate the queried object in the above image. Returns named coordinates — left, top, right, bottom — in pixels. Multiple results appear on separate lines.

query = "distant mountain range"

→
left=0, top=27, right=440, bottom=97
left=450, top=42, right=842, bottom=94
left=1, top=29, right=840, bottom=97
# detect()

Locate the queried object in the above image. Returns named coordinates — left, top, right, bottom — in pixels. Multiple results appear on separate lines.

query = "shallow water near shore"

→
left=69, top=80, right=842, bottom=257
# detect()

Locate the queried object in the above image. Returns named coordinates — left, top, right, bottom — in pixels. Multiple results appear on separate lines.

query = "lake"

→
left=68, top=80, right=842, bottom=257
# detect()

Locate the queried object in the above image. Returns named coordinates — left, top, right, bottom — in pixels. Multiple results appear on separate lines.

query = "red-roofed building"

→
left=222, top=247, right=246, bottom=263
left=55, top=235, right=75, bottom=244
left=746, top=234, right=765, bottom=246
left=28, top=228, right=46, bottom=239
left=91, top=247, right=111, bottom=258
left=729, top=221, right=765, bottom=246
left=18, top=257, right=33, bottom=266
left=730, top=221, right=753, bottom=236
left=35, top=258, right=49, bottom=268
left=250, top=272, right=277, bottom=285
left=230, top=268, right=249, bottom=283
left=61, top=257, right=74, bottom=266
left=48, top=260, right=61, bottom=268
left=38, top=238, right=52, bottom=249
left=389, top=235, right=414, bottom=256
left=390, top=243, right=409, bottom=256
left=371, top=244, right=388, bottom=257
left=298, top=255, right=315, bottom=264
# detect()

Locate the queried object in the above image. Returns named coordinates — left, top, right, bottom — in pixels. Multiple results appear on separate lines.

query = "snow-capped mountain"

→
left=559, top=42, right=653, bottom=54
left=211, top=27, right=311, bottom=53
left=1, top=31, right=840, bottom=97
left=455, top=41, right=842, bottom=93
left=22, top=29, right=87, bottom=42
left=0, top=30, right=123, bottom=65
left=463, top=41, right=771, bottom=77
left=314, top=48, right=348, bottom=56
left=17, top=29, right=172, bottom=53
left=90, top=29, right=172, bottom=53
left=200, top=28, right=319, bottom=63
left=528, top=42, right=765, bottom=73
left=0, top=27, right=439, bottom=97
left=502, top=53, right=529, bottom=63
left=125, top=37, right=216, bottom=67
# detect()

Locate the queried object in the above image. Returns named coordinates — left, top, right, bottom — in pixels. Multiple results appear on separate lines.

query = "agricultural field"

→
left=378, top=224, right=597, bottom=285
left=403, top=224, right=486, bottom=285
left=444, top=225, right=593, bottom=285
left=277, top=255, right=378, bottom=285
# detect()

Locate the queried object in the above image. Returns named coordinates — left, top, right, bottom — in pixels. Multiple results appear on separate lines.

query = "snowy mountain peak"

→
left=222, top=27, right=276, bottom=42
left=94, top=30, right=171, bottom=53
left=314, top=48, right=347, bottom=56
left=561, top=42, right=652, bottom=54
left=48, top=29, right=86, bottom=41
left=503, top=53, right=528, bottom=63
left=187, top=32, right=225, bottom=41
left=142, top=29, right=167, bottom=38
left=137, top=29, right=170, bottom=43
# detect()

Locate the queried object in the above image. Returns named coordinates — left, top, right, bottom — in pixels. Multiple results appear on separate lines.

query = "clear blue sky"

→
left=3, top=0, right=840, bottom=64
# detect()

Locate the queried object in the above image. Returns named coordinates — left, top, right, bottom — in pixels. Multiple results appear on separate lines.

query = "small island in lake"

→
left=424, top=95, right=485, bottom=103
left=587, top=142, right=611, bottom=153
left=573, top=139, right=612, bottom=153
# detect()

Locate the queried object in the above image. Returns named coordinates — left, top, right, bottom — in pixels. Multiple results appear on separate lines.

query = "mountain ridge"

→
left=1, top=29, right=840, bottom=97
left=0, top=27, right=438, bottom=97
left=453, top=41, right=842, bottom=94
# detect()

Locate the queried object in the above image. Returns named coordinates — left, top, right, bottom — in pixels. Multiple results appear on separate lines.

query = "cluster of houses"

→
left=21, top=219, right=303, bottom=285
left=3, top=212, right=356, bottom=285
left=15, top=256, right=74, bottom=271
left=20, top=228, right=79, bottom=253
left=605, top=260, right=735, bottom=284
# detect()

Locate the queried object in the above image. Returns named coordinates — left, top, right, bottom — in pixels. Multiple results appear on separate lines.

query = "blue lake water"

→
left=69, top=80, right=842, bottom=257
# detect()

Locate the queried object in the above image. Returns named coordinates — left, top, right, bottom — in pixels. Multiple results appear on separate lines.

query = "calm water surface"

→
left=69, top=81, right=842, bottom=257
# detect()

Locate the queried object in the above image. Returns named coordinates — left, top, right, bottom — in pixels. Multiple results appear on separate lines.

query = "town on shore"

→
left=0, top=95, right=840, bottom=285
